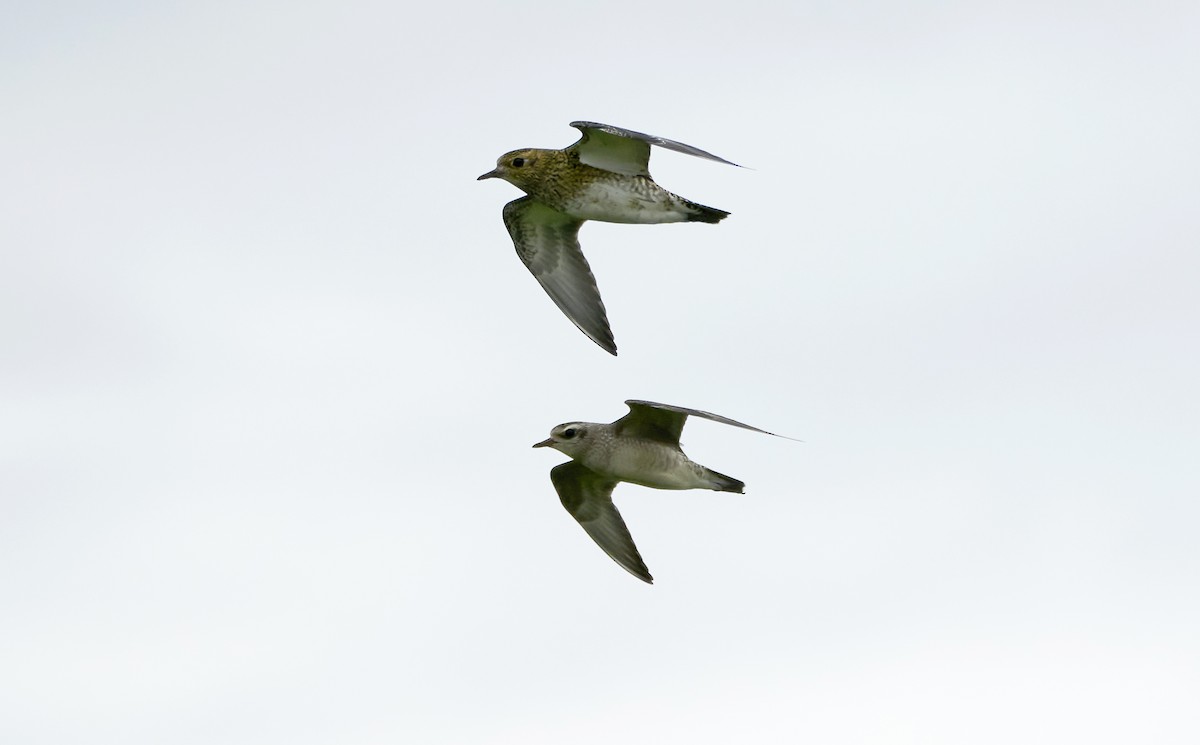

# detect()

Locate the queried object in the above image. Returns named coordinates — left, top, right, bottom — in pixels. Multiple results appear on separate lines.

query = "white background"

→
left=3, top=1, right=1198, bottom=742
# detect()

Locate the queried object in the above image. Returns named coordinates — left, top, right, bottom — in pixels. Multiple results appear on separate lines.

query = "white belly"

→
left=596, top=444, right=707, bottom=490
left=564, top=180, right=691, bottom=224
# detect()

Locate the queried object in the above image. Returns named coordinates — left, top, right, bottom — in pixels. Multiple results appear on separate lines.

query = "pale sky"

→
left=3, top=1, right=1199, bottom=743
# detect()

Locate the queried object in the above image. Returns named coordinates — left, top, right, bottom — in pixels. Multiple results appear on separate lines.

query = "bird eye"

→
left=511, top=157, right=525, bottom=167
left=563, top=428, right=577, bottom=438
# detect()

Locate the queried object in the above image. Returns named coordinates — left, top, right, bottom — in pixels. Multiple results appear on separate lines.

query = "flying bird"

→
left=479, top=121, right=740, bottom=356
left=533, top=399, right=790, bottom=584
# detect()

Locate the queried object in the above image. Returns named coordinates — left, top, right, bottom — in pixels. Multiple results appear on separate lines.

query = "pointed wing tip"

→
left=557, top=311, right=618, bottom=357
left=606, top=554, right=653, bottom=583
left=762, top=429, right=804, bottom=442
left=557, top=322, right=615, bottom=356
left=701, top=153, right=743, bottom=169
left=730, top=428, right=803, bottom=442
left=588, top=327, right=617, bottom=355
left=507, top=197, right=617, bottom=357
left=582, top=331, right=617, bottom=356
left=576, top=319, right=616, bottom=355
left=624, top=564, right=654, bottom=584
left=621, top=399, right=800, bottom=440
left=569, top=121, right=741, bottom=167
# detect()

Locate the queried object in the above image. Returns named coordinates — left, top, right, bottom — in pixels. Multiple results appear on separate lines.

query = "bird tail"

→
left=683, top=200, right=730, bottom=224
left=703, top=467, right=745, bottom=493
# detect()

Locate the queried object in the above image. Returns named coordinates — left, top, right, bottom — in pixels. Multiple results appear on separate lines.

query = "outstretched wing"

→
left=550, top=461, right=652, bottom=584
left=614, top=400, right=788, bottom=444
left=567, top=121, right=740, bottom=177
left=502, top=196, right=616, bottom=355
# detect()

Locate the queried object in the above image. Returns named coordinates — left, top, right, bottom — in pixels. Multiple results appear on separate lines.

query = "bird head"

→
left=532, top=422, right=590, bottom=455
left=478, top=149, right=548, bottom=190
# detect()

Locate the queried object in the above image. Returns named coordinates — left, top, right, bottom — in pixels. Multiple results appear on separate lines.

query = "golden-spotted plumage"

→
left=479, top=121, right=739, bottom=355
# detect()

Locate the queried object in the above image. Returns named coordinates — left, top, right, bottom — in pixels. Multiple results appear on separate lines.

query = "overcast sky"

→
left=3, top=1, right=1199, bottom=743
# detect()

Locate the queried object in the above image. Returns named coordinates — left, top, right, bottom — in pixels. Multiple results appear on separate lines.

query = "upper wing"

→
left=567, top=121, right=740, bottom=177
left=502, top=197, right=616, bottom=356
left=614, top=400, right=790, bottom=444
left=550, top=461, right=652, bottom=584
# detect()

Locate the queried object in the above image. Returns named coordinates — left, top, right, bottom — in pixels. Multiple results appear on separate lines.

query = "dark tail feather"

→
left=704, top=467, right=745, bottom=494
left=684, top=200, right=730, bottom=224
